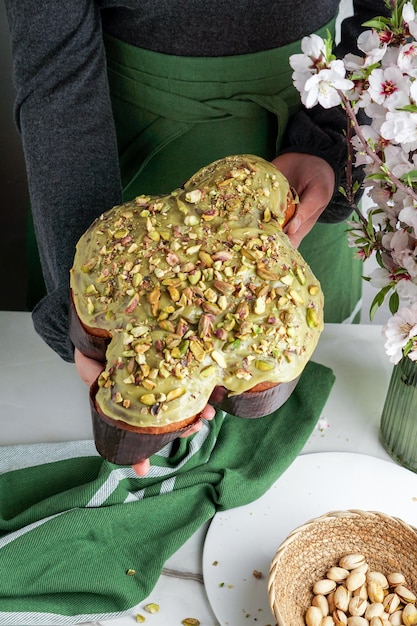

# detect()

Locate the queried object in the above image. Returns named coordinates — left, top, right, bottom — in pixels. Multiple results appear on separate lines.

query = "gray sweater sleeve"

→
left=5, top=0, right=123, bottom=361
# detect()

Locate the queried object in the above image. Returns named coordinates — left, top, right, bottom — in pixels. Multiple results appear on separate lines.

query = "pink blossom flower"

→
left=383, top=302, right=417, bottom=363
left=399, top=203, right=417, bottom=234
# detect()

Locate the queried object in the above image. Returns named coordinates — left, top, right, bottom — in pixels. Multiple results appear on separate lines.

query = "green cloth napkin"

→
left=0, top=360, right=334, bottom=625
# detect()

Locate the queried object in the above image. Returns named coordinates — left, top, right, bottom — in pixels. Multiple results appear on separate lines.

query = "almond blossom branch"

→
left=340, top=91, right=417, bottom=204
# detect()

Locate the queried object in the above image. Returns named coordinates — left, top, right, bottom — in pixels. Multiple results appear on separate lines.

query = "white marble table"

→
left=0, top=313, right=400, bottom=626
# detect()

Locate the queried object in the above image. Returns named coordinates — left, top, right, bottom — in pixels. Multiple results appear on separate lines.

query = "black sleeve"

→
left=4, top=0, right=123, bottom=361
left=278, top=0, right=390, bottom=223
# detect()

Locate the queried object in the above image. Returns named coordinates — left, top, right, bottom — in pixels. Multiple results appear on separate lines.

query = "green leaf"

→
left=366, top=218, right=375, bottom=238
left=369, top=298, right=380, bottom=321
left=362, top=17, right=391, bottom=29
left=369, top=285, right=392, bottom=320
left=324, top=30, right=336, bottom=61
left=366, top=173, right=389, bottom=181
left=389, top=291, right=399, bottom=315
left=397, top=104, right=417, bottom=113
left=400, top=169, right=417, bottom=183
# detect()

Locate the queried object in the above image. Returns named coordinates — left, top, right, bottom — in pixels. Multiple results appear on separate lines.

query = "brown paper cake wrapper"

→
left=89, top=381, right=203, bottom=465
left=209, top=376, right=300, bottom=418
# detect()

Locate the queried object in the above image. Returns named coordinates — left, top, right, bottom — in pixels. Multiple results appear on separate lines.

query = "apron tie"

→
left=104, top=26, right=330, bottom=196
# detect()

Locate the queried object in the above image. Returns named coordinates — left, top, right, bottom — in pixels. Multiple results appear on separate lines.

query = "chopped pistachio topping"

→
left=71, top=155, right=323, bottom=428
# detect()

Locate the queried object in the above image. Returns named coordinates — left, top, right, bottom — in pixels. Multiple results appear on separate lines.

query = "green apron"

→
left=104, top=18, right=362, bottom=324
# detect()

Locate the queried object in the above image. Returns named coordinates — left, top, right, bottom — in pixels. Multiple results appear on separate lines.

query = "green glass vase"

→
left=380, top=356, right=417, bottom=473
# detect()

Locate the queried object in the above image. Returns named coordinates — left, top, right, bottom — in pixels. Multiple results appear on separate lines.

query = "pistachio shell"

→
left=367, top=571, right=388, bottom=588
left=345, top=571, right=366, bottom=592
left=402, top=602, right=417, bottom=626
left=312, top=594, right=329, bottom=616
left=365, top=603, right=384, bottom=620
left=389, top=610, right=404, bottom=626
left=327, top=567, right=350, bottom=582
left=305, top=606, right=323, bottom=626
left=395, top=585, right=416, bottom=603
left=339, top=555, right=366, bottom=571
left=353, top=584, right=368, bottom=601
left=348, top=596, right=367, bottom=617
left=346, top=617, right=368, bottom=626
left=333, top=608, right=348, bottom=625
left=387, top=572, right=406, bottom=587
left=368, top=580, right=385, bottom=604
left=313, top=579, right=337, bottom=595
left=334, top=585, right=351, bottom=612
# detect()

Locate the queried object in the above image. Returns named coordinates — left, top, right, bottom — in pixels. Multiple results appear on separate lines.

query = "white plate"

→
left=202, top=452, right=417, bottom=626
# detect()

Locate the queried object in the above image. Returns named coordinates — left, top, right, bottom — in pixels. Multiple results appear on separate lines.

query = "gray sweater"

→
left=4, top=0, right=388, bottom=361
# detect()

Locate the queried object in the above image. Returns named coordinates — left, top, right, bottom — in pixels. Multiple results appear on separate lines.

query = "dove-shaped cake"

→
left=69, top=154, right=324, bottom=464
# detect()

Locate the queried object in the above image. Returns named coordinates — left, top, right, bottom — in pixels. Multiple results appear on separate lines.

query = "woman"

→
left=4, top=0, right=389, bottom=473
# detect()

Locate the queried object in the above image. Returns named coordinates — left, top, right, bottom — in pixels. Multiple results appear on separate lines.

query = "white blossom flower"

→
left=300, top=33, right=327, bottom=58
left=383, top=302, right=417, bottom=363
left=289, top=35, right=330, bottom=99
left=397, top=42, right=417, bottom=77
left=402, top=1, right=417, bottom=40
left=396, top=275, right=417, bottom=300
left=343, top=31, right=386, bottom=72
left=289, top=34, right=328, bottom=73
left=381, top=110, right=417, bottom=150
left=303, top=60, right=353, bottom=108
left=384, top=144, right=416, bottom=179
left=363, top=101, right=388, bottom=126
left=357, top=29, right=387, bottom=65
left=380, top=44, right=400, bottom=69
left=401, top=252, right=417, bottom=280
left=388, top=229, right=410, bottom=256
left=343, top=52, right=366, bottom=72
left=369, top=266, right=393, bottom=289
left=399, top=203, right=417, bottom=233
left=368, top=67, right=411, bottom=110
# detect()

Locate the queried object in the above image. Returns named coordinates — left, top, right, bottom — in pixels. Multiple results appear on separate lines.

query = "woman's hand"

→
left=74, top=348, right=216, bottom=476
left=272, top=153, right=335, bottom=248
left=74, top=347, right=104, bottom=386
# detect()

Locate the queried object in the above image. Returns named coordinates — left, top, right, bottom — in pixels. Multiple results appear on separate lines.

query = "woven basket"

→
left=268, top=509, right=417, bottom=626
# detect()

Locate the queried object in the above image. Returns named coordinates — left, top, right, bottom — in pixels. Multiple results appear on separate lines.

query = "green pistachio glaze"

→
left=70, top=154, right=324, bottom=428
